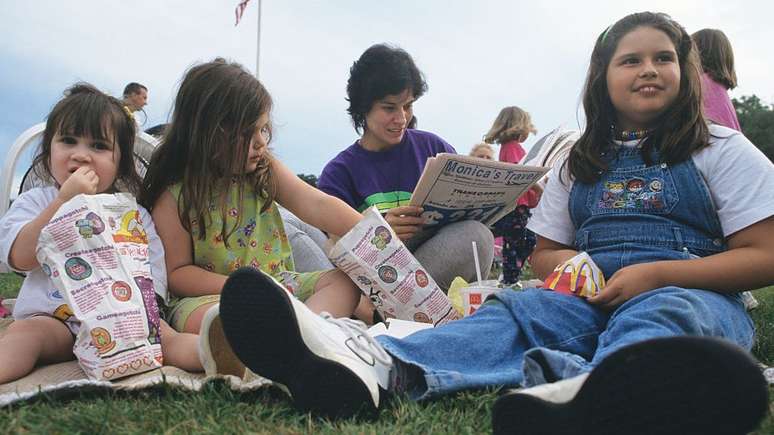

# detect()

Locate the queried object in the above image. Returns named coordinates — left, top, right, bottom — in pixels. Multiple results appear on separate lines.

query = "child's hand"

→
left=529, top=184, right=543, bottom=203
left=383, top=205, right=425, bottom=241
left=58, top=167, right=99, bottom=202
left=587, top=262, right=664, bottom=309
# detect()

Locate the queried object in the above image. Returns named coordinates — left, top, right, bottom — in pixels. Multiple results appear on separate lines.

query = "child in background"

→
left=217, top=12, right=773, bottom=434
left=140, top=59, right=364, bottom=374
left=485, top=106, right=537, bottom=164
left=468, top=142, right=494, bottom=160
left=0, top=84, right=201, bottom=384
left=692, top=28, right=741, bottom=131
left=484, top=106, right=540, bottom=284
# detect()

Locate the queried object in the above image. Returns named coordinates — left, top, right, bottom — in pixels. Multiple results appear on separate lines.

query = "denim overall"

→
left=376, top=145, right=754, bottom=400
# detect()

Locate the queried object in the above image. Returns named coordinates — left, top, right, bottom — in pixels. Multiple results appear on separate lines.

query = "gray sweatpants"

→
left=405, top=220, right=494, bottom=291
left=278, top=206, right=333, bottom=272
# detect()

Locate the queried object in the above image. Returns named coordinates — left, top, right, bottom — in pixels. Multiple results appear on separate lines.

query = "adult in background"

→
left=122, top=82, right=148, bottom=113
left=318, top=44, right=494, bottom=297
left=692, top=29, right=741, bottom=131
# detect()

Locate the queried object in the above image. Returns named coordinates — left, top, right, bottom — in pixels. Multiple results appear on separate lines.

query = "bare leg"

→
left=159, top=320, right=202, bottom=372
left=183, top=302, right=218, bottom=334
left=0, top=317, right=74, bottom=384
left=304, top=269, right=360, bottom=319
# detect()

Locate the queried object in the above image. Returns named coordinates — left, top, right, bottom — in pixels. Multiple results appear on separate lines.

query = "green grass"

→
left=1, top=273, right=772, bottom=433
left=0, top=273, right=22, bottom=299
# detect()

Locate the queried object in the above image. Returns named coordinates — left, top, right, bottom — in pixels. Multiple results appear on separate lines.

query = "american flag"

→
left=235, top=0, right=251, bottom=26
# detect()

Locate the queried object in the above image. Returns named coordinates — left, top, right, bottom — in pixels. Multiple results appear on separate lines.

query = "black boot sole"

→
left=492, top=336, right=768, bottom=435
left=219, top=267, right=377, bottom=419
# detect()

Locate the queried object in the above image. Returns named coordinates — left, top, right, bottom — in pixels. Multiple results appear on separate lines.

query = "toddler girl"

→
left=0, top=84, right=200, bottom=384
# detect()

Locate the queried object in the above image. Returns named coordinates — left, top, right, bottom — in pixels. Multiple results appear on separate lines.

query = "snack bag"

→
left=36, top=193, right=163, bottom=381
left=328, top=207, right=460, bottom=326
left=543, top=252, right=605, bottom=298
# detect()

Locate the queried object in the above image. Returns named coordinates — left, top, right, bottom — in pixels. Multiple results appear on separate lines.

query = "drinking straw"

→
left=472, top=241, right=483, bottom=284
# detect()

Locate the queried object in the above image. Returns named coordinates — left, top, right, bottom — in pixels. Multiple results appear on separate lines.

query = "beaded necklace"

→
left=617, top=129, right=651, bottom=141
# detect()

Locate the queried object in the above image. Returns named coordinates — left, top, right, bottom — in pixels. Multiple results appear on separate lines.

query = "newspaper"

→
left=328, top=207, right=460, bottom=326
left=520, top=125, right=580, bottom=169
left=409, top=153, right=549, bottom=227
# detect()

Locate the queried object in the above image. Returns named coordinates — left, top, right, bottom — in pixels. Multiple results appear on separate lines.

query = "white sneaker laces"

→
left=320, top=312, right=393, bottom=366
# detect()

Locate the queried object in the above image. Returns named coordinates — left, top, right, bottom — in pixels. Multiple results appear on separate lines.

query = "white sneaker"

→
left=219, top=267, right=393, bottom=418
left=500, top=373, right=589, bottom=405
left=491, top=337, right=768, bottom=435
left=198, top=304, right=247, bottom=379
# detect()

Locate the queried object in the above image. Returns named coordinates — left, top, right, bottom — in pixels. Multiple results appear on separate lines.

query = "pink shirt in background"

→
left=499, top=140, right=527, bottom=164
left=701, top=72, right=742, bottom=131
left=499, top=140, right=539, bottom=208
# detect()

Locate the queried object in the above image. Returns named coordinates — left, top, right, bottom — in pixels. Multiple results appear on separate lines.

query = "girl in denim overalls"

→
left=217, top=12, right=774, bottom=433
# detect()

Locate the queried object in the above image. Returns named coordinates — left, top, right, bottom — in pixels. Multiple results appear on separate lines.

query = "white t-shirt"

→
left=0, top=187, right=167, bottom=320
left=528, top=124, right=774, bottom=246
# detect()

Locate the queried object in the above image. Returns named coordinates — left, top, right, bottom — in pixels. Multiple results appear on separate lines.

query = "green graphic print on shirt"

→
left=359, top=191, right=413, bottom=213
left=169, top=181, right=295, bottom=279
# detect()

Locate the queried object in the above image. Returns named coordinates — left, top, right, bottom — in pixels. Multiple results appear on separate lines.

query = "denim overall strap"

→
left=569, top=146, right=726, bottom=278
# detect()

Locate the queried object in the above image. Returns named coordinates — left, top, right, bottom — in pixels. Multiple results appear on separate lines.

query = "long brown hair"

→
left=692, top=28, right=737, bottom=90
left=32, top=83, right=141, bottom=195
left=140, top=58, right=275, bottom=245
left=567, top=12, right=708, bottom=184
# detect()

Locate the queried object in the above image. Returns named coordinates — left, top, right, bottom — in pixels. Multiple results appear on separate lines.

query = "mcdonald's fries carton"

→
left=543, top=252, right=605, bottom=298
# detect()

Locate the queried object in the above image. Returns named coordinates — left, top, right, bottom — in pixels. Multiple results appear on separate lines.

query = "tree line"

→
left=734, top=95, right=774, bottom=162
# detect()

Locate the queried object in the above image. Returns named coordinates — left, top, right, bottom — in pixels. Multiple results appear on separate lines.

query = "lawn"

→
left=1, top=272, right=772, bottom=434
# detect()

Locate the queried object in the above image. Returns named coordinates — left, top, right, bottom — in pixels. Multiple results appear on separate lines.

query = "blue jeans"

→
left=376, top=287, right=754, bottom=400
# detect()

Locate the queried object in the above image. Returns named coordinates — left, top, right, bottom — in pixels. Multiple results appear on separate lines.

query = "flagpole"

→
left=255, top=0, right=262, bottom=79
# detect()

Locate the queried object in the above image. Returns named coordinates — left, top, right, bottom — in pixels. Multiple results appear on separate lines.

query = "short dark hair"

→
left=123, top=82, right=147, bottom=97
left=33, top=83, right=141, bottom=195
left=692, top=29, right=737, bottom=90
left=346, top=44, right=427, bottom=134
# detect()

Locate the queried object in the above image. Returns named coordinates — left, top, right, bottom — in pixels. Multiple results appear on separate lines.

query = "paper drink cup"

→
left=460, top=281, right=500, bottom=316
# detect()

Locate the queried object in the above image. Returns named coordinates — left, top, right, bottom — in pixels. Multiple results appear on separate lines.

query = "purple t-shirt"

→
left=318, top=129, right=456, bottom=212
left=701, top=73, right=741, bottom=131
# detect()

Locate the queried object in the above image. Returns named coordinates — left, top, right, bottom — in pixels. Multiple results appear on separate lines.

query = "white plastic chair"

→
left=0, top=123, right=158, bottom=272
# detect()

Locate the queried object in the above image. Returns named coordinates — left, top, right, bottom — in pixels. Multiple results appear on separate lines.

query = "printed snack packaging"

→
left=36, top=193, right=163, bottom=381
left=328, top=207, right=460, bottom=325
left=543, top=252, right=605, bottom=298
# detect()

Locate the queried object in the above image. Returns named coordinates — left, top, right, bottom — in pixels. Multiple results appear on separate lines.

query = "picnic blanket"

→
left=0, top=317, right=272, bottom=407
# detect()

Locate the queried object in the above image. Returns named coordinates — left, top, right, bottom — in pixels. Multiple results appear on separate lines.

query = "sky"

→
left=1, top=0, right=773, bottom=193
